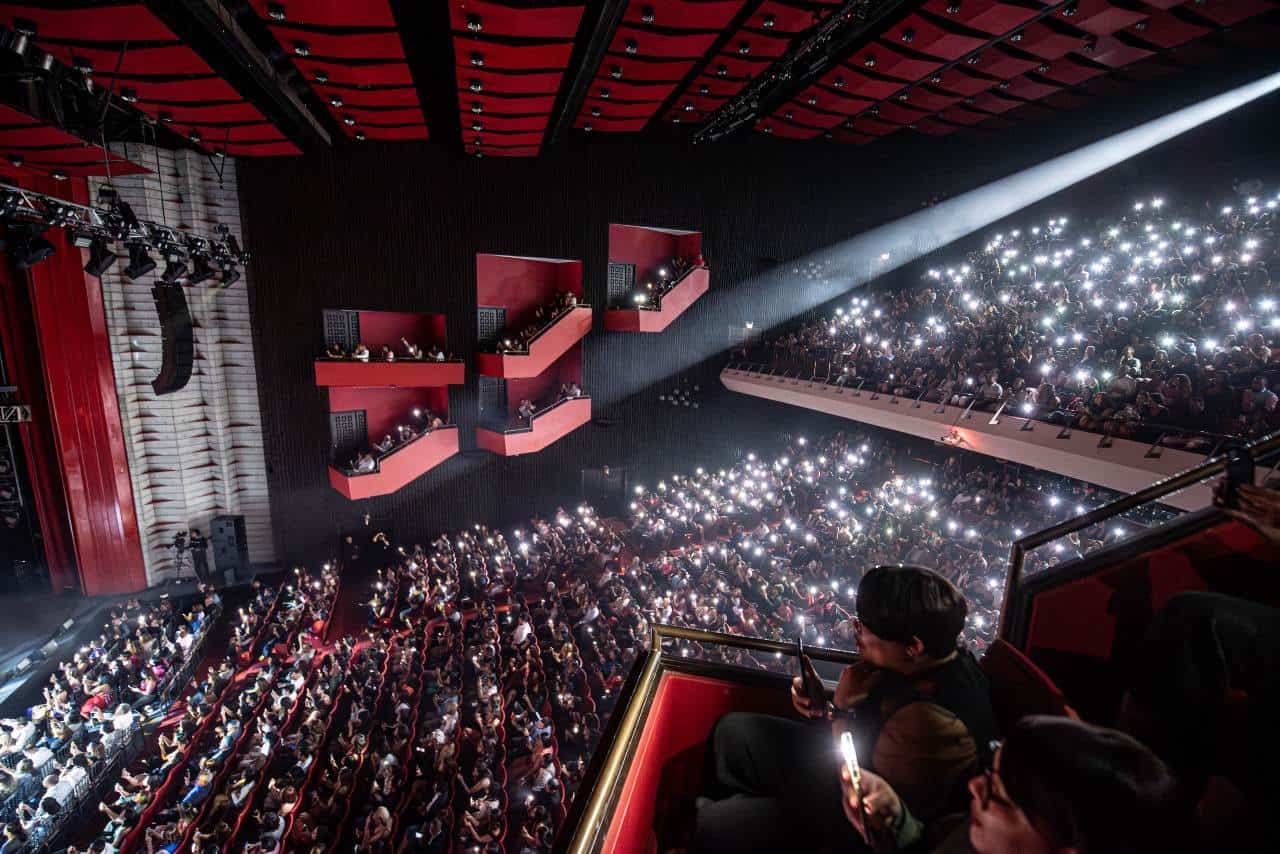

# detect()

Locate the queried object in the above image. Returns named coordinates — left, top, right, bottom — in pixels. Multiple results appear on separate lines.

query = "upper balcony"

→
left=475, top=395, right=591, bottom=456
left=314, top=358, right=465, bottom=389
left=474, top=305, right=592, bottom=379
left=721, top=364, right=1212, bottom=511
left=328, top=425, right=459, bottom=499
left=605, top=266, right=709, bottom=333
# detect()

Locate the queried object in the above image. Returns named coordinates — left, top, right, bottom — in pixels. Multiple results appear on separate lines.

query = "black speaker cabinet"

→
left=211, top=514, right=248, bottom=569
left=151, top=284, right=194, bottom=395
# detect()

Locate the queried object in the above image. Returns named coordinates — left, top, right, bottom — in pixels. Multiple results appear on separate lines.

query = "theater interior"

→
left=0, top=1, right=1277, bottom=853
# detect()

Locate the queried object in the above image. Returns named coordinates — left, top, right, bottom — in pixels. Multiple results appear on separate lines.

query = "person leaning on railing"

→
left=693, top=565, right=997, bottom=853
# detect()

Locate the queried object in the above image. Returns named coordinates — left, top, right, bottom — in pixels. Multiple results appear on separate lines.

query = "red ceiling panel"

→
left=0, top=3, right=173, bottom=41
left=841, top=71, right=913, bottom=100
left=938, top=104, right=994, bottom=124
left=38, top=44, right=212, bottom=76
left=848, top=115, right=903, bottom=136
left=1123, top=54, right=1182, bottom=78
left=164, top=122, right=285, bottom=144
left=729, top=34, right=792, bottom=59
left=468, top=114, right=549, bottom=133
left=708, top=54, right=773, bottom=79
left=583, top=97, right=667, bottom=118
left=313, top=86, right=421, bottom=108
left=449, top=1, right=584, bottom=38
left=883, top=14, right=987, bottom=60
left=923, top=0, right=1041, bottom=35
left=147, top=102, right=271, bottom=124
left=775, top=103, right=846, bottom=128
left=1040, top=89, right=1092, bottom=110
left=903, top=86, right=965, bottom=111
left=224, top=140, right=302, bottom=156
left=599, top=55, right=692, bottom=82
left=831, top=128, right=875, bottom=144
left=103, top=77, right=244, bottom=104
left=850, top=42, right=946, bottom=80
left=1003, top=73, right=1062, bottom=99
left=0, top=104, right=149, bottom=178
left=456, top=38, right=575, bottom=70
left=876, top=100, right=931, bottom=124
left=1013, top=21, right=1091, bottom=59
left=358, top=126, right=428, bottom=142
left=981, top=46, right=1044, bottom=78
left=462, top=93, right=559, bottom=115
left=800, top=84, right=875, bottom=113
left=621, top=0, right=746, bottom=29
left=970, top=88, right=1025, bottom=113
left=933, top=67, right=999, bottom=95
left=912, top=116, right=961, bottom=135
left=295, top=58, right=416, bottom=87
left=268, top=27, right=404, bottom=60
left=462, top=68, right=566, bottom=95
left=1128, top=10, right=1212, bottom=47
left=470, top=130, right=544, bottom=146
left=610, top=26, right=719, bottom=58
left=1087, top=34, right=1156, bottom=66
left=746, top=2, right=821, bottom=32
left=1037, top=55, right=1108, bottom=84
left=340, top=107, right=426, bottom=125
left=248, top=1, right=396, bottom=28
left=577, top=115, right=648, bottom=131
left=757, top=120, right=823, bottom=139
left=1137, top=0, right=1185, bottom=9
left=1059, top=0, right=1150, bottom=36
left=1189, top=0, right=1277, bottom=26
left=589, top=78, right=678, bottom=100
left=466, top=143, right=542, bottom=155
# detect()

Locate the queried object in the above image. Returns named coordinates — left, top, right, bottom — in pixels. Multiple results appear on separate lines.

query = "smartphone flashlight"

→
left=840, top=731, right=861, bottom=790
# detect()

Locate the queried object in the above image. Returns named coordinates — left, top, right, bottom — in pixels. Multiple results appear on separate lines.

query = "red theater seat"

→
left=981, top=639, right=1078, bottom=730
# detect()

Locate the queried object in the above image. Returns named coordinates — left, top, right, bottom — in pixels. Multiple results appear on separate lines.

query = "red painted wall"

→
left=608, top=224, right=702, bottom=284
left=329, top=386, right=449, bottom=442
left=476, top=254, right=583, bottom=330
left=505, top=342, right=582, bottom=410
left=347, top=310, right=447, bottom=352
left=1, top=175, right=147, bottom=594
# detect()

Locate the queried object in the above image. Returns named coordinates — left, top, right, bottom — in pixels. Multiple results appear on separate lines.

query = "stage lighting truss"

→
left=0, top=181, right=248, bottom=286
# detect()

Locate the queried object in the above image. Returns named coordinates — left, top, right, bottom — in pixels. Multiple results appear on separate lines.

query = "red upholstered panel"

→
left=464, top=68, right=567, bottom=94
left=165, top=122, right=283, bottom=143
left=923, top=0, right=1041, bottom=34
left=1014, top=21, right=1091, bottom=59
left=980, top=639, right=1078, bottom=732
left=760, top=120, right=823, bottom=139
left=471, top=129, right=544, bottom=146
left=1063, top=0, right=1151, bottom=36
left=1128, top=10, right=1211, bottom=47
left=1027, top=576, right=1118, bottom=660
left=449, top=1, right=584, bottom=38
left=0, top=3, right=174, bottom=41
left=970, top=89, right=1024, bottom=113
left=39, top=44, right=210, bottom=76
left=876, top=101, right=930, bottom=125
left=248, top=0, right=397, bottom=28
left=268, top=26, right=404, bottom=60
left=938, top=105, right=993, bottom=125
left=0, top=104, right=148, bottom=177
left=933, top=67, right=999, bottom=96
left=842, top=71, right=912, bottom=100
left=605, top=58, right=698, bottom=82
left=883, top=14, right=986, bottom=60
left=610, top=26, right=719, bottom=58
left=905, top=87, right=965, bottom=111
left=1037, top=56, right=1108, bottom=85
left=621, top=0, right=746, bottom=29
left=295, top=58, right=415, bottom=86
left=746, top=2, right=821, bottom=32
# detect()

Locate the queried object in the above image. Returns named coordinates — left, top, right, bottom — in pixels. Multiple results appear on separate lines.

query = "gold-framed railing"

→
left=560, top=624, right=859, bottom=854
left=998, top=428, right=1280, bottom=639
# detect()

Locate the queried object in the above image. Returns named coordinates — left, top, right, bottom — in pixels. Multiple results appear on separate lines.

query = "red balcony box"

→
left=475, top=396, right=591, bottom=456
left=313, top=359, right=465, bottom=388
left=604, top=266, right=709, bottom=333
left=328, top=425, right=459, bottom=499
left=474, top=306, right=592, bottom=379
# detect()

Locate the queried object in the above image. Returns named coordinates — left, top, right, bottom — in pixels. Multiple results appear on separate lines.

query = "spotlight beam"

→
left=591, top=68, right=1280, bottom=407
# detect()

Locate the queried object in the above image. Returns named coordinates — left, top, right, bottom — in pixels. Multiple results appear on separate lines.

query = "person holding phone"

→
left=837, top=715, right=1188, bottom=853
left=694, top=566, right=996, bottom=852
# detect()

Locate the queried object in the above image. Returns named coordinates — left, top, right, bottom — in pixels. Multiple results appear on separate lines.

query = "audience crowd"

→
left=489, top=293, right=581, bottom=355
left=513, top=383, right=584, bottom=428
left=324, top=340, right=453, bottom=364
left=344, top=408, right=451, bottom=476
left=752, top=187, right=1279, bottom=448
left=623, top=254, right=703, bottom=310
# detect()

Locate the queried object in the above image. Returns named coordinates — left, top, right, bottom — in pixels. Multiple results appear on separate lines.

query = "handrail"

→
left=341, top=423, right=458, bottom=477
left=495, top=393, right=589, bottom=434
left=487, top=303, right=587, bottom=354
left=997, top=428, right=1280, bottom=638
left=624, top=264, right=705, bottom=311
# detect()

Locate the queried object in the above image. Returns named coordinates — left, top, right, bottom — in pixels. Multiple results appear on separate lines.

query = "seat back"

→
left=980, top=639, right=1078, bottom=732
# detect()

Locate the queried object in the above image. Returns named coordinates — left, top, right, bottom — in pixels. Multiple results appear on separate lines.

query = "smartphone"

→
left=796, top=638, right=826, bottom=709
left=840, top=731, right=861, bottom=790
left=1222, top=447, right=1255, bottom=509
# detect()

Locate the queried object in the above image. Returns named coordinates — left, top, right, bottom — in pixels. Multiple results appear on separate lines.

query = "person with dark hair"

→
left=839, top=715, right=1188, bottom=853
left=693, top=565, right=996, bottom=852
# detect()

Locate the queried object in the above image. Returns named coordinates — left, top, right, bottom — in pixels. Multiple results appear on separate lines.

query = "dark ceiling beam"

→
left=546, top=0, right=629, bottom=145
left=390, top=0, right=461, bottom=154
left=144, top=0, right=330, bottom=150
left=646, top=0, right=770, bottom=131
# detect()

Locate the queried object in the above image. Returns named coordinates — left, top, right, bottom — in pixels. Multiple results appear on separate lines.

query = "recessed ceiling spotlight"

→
left=599, top=87, right=610, bottom=98
left=120, top=87, right=138, bottom=103
left=1010, top=32, right=1023, bottom=42
left=159, top=111, right=174, bottom=123
left=343, top=115, right=356, bottom=125
left=590, top=106, right=601, bottom=117
left=329, top=95, right=343, bottom=107
left=784, top=111, right=793, bottom=120
left=469, top=79, right=483, bottom=92
left=625, top=39, right=638, bottom=54
left=293, top=41, right=309, bottom=56
left=900, top=28, right=914, bottom=43
left=584, top=122, right=594, bottom=132
left=267, top=3, right=286, bottom=21
left=466, top=14, right=482, bottom=32
left=610, top=65, right=623, bottom=79
left=313, top=70, right=329, bottom=84
left=762, top=13, right=776, bottom=28
left=470, top=52, right=485, bottom=66
left=471, top=103, right=483, bottom=114
left=50, top=169, right=68, bottom=181
left=716, top=64, right=728, bottom=77
left=188, top=129, right=202, bottom=143
left=738, top=41, right=751, bottom=55
left=806, top=95, right=817, bottom=106
left=833, top=76, right=845, bottom=87
left=471, top=121, right=483, bottom=131
left=641, top=6, right=655, bottom=23
left=947, top=1, right=962, bottom=13
left=698, top=84, right=709, bottom=95
left=355, top=131, right=366, bottom=141
left=863, top=56, right=876, bottom=67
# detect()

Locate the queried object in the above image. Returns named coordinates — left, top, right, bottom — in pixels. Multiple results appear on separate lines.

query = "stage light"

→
left=9, top=225, right=56, bottom=270
left=83, top=237, right=117, bottom=278
left=220, top=264, right=241, bottom=287
left=160, top=256, right=188, bottom=284
left=124, top=243, right=156, bottom=280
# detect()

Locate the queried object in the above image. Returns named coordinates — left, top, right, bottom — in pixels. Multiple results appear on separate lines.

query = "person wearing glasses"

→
left=839, top=715, right=1187, bottom=853
left=694, top=565, right=996, bottom=852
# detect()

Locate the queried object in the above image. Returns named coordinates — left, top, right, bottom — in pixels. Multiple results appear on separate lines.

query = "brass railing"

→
left=997, top=428, right=1280, bottom=637
left=563, top=624, right=858, bottom=854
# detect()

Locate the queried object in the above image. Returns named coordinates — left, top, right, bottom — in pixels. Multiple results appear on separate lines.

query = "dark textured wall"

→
left=238, top=60, right=1280, bottom=564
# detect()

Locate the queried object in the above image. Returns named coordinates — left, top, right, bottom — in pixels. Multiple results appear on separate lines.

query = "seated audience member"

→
left=325, top=343, right=345, bottom=359
left=518, top=399, right=536, bottom=421
left=353, top=344, right=370, bottom=362
left=382, top=345, right=396, bottom=363
left=402, top=337, right=423, bottom=359
left=838, top=716, right=1188, bottom=853
left=694, top=565, right=996, bottom=852
left=559, top=381, right=582, bottom=400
